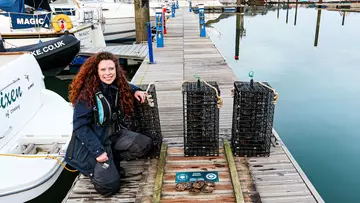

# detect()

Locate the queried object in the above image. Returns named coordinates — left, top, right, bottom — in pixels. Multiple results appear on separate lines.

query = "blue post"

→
left=189, top=0, right=192, bottom=12
left=198, top=4, right=206, bottom=37
left=146, top=22, right=155, bottom=63
left=176, top=0, right=179, bottom=9
left=155, top=8, right=164, bottom=48
left=172, top=2, right=176, bottom=18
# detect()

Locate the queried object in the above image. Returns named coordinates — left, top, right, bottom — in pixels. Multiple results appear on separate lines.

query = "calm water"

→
left=207, top=5, right=360, bottom=203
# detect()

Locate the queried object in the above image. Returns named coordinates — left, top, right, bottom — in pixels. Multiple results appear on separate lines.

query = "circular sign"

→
left=177, top=173, right=188, bottom=181
left=206, top=173, right=217, bottom=180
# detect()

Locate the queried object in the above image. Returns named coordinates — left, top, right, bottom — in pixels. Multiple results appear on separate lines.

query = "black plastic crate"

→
left=127, top=84, right=162, bottom=158
left=231, top=81, right=275, bottom=157
left=182, top=81, right=220, bottom=156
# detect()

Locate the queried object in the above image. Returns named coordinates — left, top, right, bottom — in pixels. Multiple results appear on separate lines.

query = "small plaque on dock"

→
left=176, top=171, right=219, bottom=183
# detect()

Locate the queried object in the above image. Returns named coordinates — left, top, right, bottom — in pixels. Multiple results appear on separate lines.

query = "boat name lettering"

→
left=0, top=86, right=22, bottom=109
left=79, top=30, right=90, bottom=37
left=11, top=13, right=51, bottom=29
left=17, top=18, right=45, bottom=26
left=31, top=40, right=66, bottom=56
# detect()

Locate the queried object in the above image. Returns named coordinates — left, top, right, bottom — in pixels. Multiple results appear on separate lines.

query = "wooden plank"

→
left=160, top=197, right=236, bottom=203
left=160, top=195, right=236, bottom=202
left=261, top=195, right=317, bottom=203
left=79, top=45, right=148, bottom=60
left=224, top=141, right=244, bottom=203
left=165, top=163, right=229, bottom=172
left=167, top=147, right=225, bottom=155
left=152, top=143, right=168, bottom=203
left=124, top=44, right=139, bottom=56
left=114, top=45, right=129, bottom=54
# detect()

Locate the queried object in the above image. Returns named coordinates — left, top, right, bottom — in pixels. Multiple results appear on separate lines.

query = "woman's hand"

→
left=134, top=91, right=148, bottom=103
left=96, top=152, right=108, bottom=162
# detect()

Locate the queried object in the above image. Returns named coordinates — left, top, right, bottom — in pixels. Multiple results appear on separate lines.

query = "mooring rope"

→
left=0, top=153, right=78, bottom=172
left=258, top=82, right=279, bottom=104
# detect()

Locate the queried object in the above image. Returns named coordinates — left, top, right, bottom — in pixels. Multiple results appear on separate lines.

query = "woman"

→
left=65, top=52, right=153, bottom=196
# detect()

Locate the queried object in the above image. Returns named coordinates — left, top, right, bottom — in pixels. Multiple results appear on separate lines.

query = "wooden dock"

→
left=63, top=7, right=324, bottom=203
left=79, top=44, right=148, bottom=60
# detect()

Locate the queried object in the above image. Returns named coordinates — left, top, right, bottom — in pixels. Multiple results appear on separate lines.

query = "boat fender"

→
left=52, top=14, right=73, bottom=32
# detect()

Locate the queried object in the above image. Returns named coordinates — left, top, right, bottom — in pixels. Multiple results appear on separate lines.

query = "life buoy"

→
left=52, top=14, right=73, bottom=32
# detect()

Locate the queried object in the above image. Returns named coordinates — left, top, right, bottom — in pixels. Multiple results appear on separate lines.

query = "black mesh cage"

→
left=182, top=81, right=220, bottom=157
left=231, top=81, right=275, bottom=157
left=128, top=84, right=162, bottom=158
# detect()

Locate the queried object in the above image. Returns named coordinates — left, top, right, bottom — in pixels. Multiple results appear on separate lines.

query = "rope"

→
left=202, top=79, right=223, bottom=108
left=258, top=82, right=279, bottom=104
left=0, top=153, right=78, bottom=173
left=182, top=75, right=223, bottom=108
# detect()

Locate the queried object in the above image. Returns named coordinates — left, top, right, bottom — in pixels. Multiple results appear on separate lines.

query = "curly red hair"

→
left=69, top=52, right=134, bottom=116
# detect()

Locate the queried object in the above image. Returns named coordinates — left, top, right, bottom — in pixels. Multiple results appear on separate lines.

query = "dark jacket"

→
left=65, top=82, right=141, bottom=176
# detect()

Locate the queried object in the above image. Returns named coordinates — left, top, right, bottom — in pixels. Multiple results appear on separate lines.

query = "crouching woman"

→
left=65, top=52, right=153, bottom=196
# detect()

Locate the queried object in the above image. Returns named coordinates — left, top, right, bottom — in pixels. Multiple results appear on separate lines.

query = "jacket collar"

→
left=100, top=82, right=118, bottom=92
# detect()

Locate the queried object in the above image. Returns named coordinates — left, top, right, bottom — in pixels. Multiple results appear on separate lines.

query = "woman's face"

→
left=98, top=60, right=116, bottom=85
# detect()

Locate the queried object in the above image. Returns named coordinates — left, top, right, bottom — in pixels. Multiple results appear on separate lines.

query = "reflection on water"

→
left=314, top=9, right=322, bottom=46
left=207, top=6, right=360, bottom=203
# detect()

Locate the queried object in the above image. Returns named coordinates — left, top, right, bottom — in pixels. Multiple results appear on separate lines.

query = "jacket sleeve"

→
left=129, top=83, right=143, bottom=95
left=72, top=101, right=105, bottom=158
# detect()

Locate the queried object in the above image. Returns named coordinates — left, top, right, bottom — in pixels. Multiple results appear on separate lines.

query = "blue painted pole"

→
left=198, top=4, right=206, bottom=37
left=176, top=0, right=179, bottom=9
left=146, top=22, right=154, bottom=63
left=189, top=0, right=192, bottom=12
left=155, top=8, right=164, bottom=48
left=172, top=2, right=176, bottom=18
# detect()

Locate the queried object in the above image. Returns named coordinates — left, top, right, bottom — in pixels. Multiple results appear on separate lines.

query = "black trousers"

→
left=111, top=128, right=153, bottom=161
left=91, top=129, right=153, bottom=196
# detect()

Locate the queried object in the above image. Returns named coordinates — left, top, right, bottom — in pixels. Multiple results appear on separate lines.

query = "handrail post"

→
left=146, top=22, right=155, bottom=63
left=198, top=4, right=206, bottom=37
left=155, top=7, right=164, bottom=48
left=172, top=1, right=176, bottom=18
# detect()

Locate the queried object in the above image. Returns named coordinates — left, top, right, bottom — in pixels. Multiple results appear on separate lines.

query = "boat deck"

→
left=63, top=7, right=324, bottom=203
left=79, top=44, right=149, bottom=60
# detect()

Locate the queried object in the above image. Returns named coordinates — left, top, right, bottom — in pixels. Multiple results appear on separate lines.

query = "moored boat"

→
left=2, top=34, right=80, bottom=76
left=0, top=52, right=73, bottom=202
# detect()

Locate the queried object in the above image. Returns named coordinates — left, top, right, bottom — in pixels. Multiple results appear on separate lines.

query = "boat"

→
left=0, top=0, right=106, bottom=75
left=50, top=0, right=160, bottom=43
left=1, top=34, right=80, bottom=76
left=0, top=0, right=106, bottom=48
left=0, top=52, right=73, bottom=202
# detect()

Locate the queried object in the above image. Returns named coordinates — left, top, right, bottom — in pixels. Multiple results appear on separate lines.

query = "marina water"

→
left=206, top=5, right=360, bottom=203
left=27, top=5, right=359, bottom=203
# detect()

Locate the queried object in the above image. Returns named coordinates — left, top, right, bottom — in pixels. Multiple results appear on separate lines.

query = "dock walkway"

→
left=79, top=44, right=148, bottom=60
left=63, top=7, right=324, bottom=203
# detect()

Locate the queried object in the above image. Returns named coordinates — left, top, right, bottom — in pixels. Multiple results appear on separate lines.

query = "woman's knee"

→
left=130, top=133, right=153, bottom=157
left=91, top=160, right=121, bottom=196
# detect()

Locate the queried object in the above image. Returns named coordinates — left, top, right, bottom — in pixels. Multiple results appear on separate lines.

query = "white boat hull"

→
left=104, top=16, right=156, bottom=42
left=50, top=0, right=156, bottom=42
left=0, top=53, right=73, bottom=202
left=0, top=164, right=64, bottom=202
